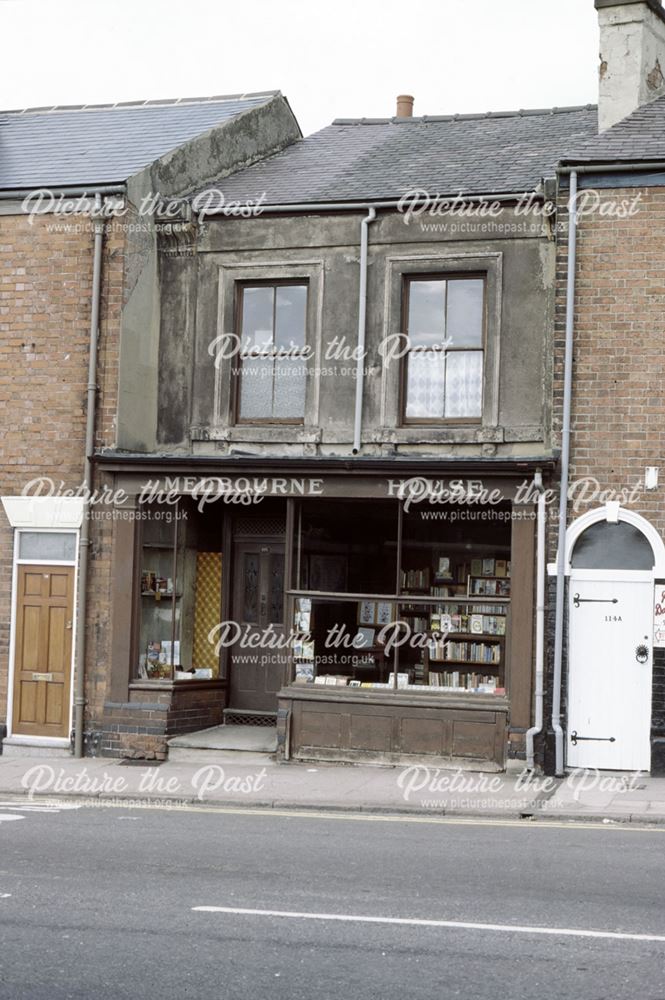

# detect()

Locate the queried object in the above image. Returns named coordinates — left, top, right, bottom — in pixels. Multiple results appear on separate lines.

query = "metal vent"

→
left=234, top=517, right=286, bottom=537
left=224, top=710, right=277, bottom=727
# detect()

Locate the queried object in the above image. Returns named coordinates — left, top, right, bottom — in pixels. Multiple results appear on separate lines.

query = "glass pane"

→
left=243, top=554, right=259, bottom=621
left=241, top=286, right=274, bottom=349
left=19, top=531, right=76, bottom=561
left=446, top=279, right=484, bottom=347
left=275, top=285, right=307, bottom=349
left=407, top=280, right=446, bottom=348
left=273, top=358, right=306, bottom=418
left=269, top=553, right=285, bottom=624
left=405, top=352, right=445, bottom=418
left=572, top=521, right=654, bottom=569
left=239, top=357, right=273, bottom=419
left=445, top=351, right=483, bottom=418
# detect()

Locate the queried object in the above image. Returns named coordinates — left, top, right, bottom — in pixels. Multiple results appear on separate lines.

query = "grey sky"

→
left=1, top=0, right=599, bottom=136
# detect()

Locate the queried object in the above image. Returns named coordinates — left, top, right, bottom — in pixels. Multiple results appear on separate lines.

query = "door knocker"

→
left=635, top=644, right=649, bottom=664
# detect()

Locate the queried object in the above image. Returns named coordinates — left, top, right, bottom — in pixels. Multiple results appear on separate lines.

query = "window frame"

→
left=399, top=272, right=488, bottom=426
left=232, top=278, right=310, bottom=426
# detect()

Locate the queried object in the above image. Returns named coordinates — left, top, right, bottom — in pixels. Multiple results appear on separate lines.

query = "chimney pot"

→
left=396, top=94, right=414, bottom=118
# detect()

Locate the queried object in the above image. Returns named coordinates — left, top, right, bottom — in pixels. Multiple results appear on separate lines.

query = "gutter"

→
left=558, top=161, right=665, bottom=176
left=551, top=170, right=578, bottom=777
left=0, top=184, right=125, bottom=200
left=194, top=191, right=541, bottom=217
left=74, top=195, right=105, bottom=758
left=93, top=452, right=557, bottom=474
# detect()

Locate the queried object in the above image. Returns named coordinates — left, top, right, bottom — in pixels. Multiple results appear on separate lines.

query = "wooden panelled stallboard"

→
left=280, top=689, right=508, bottom=768
left=11, top=565, right=74, bottom=738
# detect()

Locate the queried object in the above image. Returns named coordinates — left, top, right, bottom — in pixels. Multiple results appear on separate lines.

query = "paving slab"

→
left=1, top=754, right=665, bottom=824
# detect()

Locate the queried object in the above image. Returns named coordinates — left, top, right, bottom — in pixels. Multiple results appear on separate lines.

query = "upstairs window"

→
left=235, top=282, right=308, bottom=422
left=402, top=275, right=485, bottom=422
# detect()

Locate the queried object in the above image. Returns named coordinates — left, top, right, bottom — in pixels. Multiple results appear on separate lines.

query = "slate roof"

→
left=205, top=105, right=599, bottom=206
left=0, top=93, right=277, bottom=189
left=562, top=93, right=665, bottom=164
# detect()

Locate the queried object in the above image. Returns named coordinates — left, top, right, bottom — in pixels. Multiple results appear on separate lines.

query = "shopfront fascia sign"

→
left=116, top=472, right=529, bottom=504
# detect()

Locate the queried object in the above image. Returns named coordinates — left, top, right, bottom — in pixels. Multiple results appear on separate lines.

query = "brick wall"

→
left=546, top=185, right=665, bottom=772
left=101, top=684, right=226, bottom=758
left=0, top=212, right=125, bottom=733
left=553, top=186, right=665, bottom=531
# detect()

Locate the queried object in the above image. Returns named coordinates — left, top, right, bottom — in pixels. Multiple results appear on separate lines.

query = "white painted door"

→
left=567, top=573, right=652, bottom=771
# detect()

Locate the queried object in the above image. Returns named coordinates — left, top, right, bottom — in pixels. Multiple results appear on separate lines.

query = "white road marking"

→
left=0, top=805, right=62, bottom=813
left=0, top=894, right=11, bottom=899
left=0, top=814, right=24, bottom=823
left=192, top=906, right=665, bottom=944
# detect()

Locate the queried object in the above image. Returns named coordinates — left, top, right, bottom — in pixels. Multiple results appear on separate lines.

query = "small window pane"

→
left=241, top=287, right=274, bottom=349
left=405, top=352, right=445, bottom=418
left=407, top=280, right=446, bottom=348
left=19, top=532, right=76, bottom=561
left=275, top=285, right=307, bottom=349
left=273, top=359, right=306, bottom=418
left=447, top=279, right=484, bottom=347
left=239, top=357, right=273, bottom=419
left=269, top=553, right=285, bottom=624
left=243, top=554, right=259, bottom=621
left=445, top=351, right=483, bottom=418
left=571, top=521, right=654, bottom=569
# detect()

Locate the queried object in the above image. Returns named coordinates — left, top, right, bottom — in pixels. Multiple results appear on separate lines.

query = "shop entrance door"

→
left=11, top=564, right=74, bottom=738
left=229, top=540, right=285, bottom=713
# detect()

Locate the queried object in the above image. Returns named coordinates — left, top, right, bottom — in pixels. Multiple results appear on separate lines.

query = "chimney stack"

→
left=396, top=94, right=414, bottom=118
left=596, top=0, right=665, bottom=130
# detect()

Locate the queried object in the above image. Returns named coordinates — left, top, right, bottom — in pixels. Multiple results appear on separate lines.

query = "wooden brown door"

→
left=12, top=565, right=74, bottom=738
left=229, top=540, right=285, bottom=713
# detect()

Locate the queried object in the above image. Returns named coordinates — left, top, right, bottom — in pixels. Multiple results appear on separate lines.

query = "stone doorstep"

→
left=1, top=739, right=71, bottom=759
left=168, top=724, right=278, bottom=755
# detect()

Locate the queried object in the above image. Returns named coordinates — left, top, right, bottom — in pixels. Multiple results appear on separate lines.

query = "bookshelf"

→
left=397, top=540, right=510, bottom=694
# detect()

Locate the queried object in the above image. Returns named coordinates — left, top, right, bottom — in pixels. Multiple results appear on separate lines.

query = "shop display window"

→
left=289, top=497, right=512, bottom=695
left=136, top=500, right=223, bottom=681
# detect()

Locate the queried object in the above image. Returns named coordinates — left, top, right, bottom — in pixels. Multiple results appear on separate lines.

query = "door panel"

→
left=229, top=541, right=285, bottom=712
left=12, top=564, right=74, bottom=738
left=567, top=574, right=652, bottom=771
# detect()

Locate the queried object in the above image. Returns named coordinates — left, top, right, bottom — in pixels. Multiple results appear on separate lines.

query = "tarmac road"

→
left=1, top=801, right=664, bottom=999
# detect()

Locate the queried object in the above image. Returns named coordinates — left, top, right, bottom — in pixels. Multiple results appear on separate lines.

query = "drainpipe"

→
left=526, top=470, right=546, bottom=770
left=352, top=207, right=376, bottom=454
left=551, top=170, right=578, bottom=776
left=74, top=195, right=104, bottom=758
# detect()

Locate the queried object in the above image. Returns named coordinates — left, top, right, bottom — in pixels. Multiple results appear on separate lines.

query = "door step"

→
left=2, top=738, right=72, bottom=758
left=168, top=723, right=277, bottom=763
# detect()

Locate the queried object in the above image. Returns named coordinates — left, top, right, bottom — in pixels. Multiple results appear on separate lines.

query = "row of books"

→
left=401, top=568, right=431, bottom=590
left=431, top=612, right=506, bottom=635
left=468, top=577, right=511, bottom=597
left=426, top=671, right=500, bottom=692
left=469, top=558, right=510, bottom=578
left=427, top=639, right=502, bottom=664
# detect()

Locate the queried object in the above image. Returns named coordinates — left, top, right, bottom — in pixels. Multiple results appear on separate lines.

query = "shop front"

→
left=98, top=458, right=543, bottom=766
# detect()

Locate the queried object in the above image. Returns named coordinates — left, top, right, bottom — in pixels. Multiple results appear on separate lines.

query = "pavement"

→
left=1, top=750, right=665, bottom=824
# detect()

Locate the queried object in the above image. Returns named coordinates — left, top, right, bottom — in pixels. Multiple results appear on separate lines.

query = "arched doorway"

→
left=564, top=507, right=665, bottom=771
